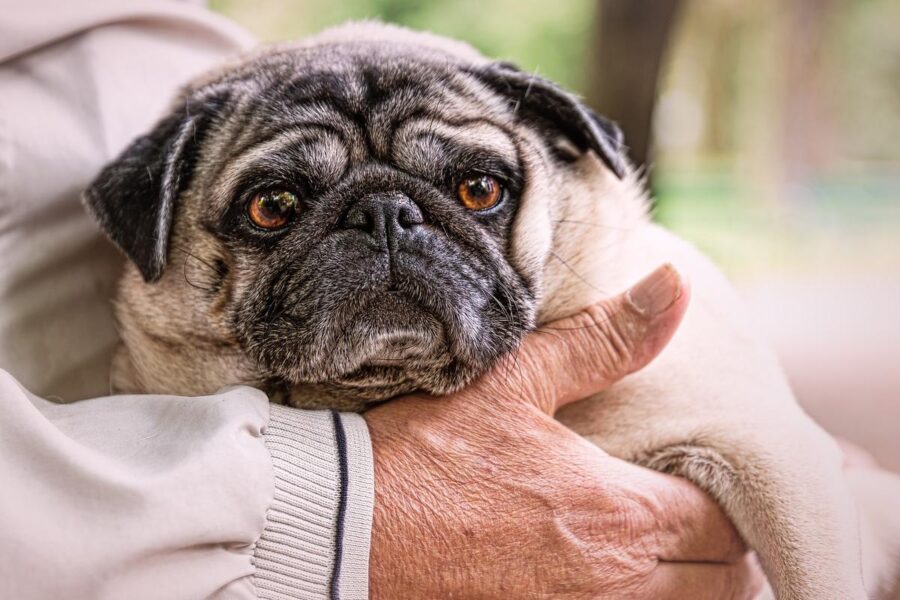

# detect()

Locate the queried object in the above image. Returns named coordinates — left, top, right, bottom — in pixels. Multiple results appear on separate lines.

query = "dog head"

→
left=85, top=22, right=634, bottom=408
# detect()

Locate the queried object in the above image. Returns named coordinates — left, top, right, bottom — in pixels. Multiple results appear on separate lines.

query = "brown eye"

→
left=248, top=190, right=298, bottom=229
left=457, top=175, right=502, bottom=211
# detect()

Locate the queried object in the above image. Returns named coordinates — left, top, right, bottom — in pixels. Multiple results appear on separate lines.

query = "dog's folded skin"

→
left=86, top=22, right=896, bottom=599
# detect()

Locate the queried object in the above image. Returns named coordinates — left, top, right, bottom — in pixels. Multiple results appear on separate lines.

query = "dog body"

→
left=85, top=23, right=895, bottom=599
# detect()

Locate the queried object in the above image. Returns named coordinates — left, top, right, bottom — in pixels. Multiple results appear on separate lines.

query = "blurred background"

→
left=211, top=0, right=900, bottom=467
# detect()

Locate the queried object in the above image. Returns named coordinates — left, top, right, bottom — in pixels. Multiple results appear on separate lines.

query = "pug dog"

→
left=84, top=22, right=897, bottom=600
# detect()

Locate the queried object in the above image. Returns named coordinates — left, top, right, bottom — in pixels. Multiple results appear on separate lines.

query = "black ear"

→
left=83, top=93, right=226, bottom=282
left=467, top=62, right=626, bottom=179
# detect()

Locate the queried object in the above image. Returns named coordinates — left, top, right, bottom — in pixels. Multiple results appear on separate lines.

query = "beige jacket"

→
left=0, top=2, right=373, bottom=598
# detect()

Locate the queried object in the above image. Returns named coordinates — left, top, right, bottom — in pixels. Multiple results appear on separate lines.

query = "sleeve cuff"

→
left=253, top=405, right=373, bottom=600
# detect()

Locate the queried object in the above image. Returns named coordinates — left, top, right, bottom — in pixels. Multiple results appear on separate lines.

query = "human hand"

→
left=365, top=264, right=764, bottom=599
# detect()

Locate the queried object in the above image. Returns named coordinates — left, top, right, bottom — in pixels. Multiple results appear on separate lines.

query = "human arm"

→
left=0, top=373, right=373, bottom=600
left=0, top=263, right=761, bottom=600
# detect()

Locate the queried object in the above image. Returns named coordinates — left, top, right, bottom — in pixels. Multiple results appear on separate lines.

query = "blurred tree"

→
left=371, top=0, right=423, bottom=24
left=781, top=0, right=838, bottom=188
left=586, top=0, right=684, bottom=176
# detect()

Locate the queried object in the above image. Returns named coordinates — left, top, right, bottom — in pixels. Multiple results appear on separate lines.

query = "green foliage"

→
left=832, top=0, right=900, bottom=161
left=210, top=0, right=595, bottom=92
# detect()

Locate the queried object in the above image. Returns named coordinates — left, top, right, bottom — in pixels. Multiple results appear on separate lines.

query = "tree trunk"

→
left=585, top=0, right=684, bottom=176
left=781, top=0, right=837, bottom=188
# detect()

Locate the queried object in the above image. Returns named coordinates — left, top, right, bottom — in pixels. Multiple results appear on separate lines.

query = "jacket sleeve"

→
left=256, top=405, right=373, bottom=600
left=0, top=370, right=373, bottom=600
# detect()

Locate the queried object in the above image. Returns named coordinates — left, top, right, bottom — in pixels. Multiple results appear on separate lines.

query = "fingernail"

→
left=626, top=264, right=682, bottom=316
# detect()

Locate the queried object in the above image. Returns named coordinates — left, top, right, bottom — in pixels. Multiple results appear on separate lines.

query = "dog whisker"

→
left=553, top=219, right=636, bottom=232
left=549, top=250, right=610, bottom=296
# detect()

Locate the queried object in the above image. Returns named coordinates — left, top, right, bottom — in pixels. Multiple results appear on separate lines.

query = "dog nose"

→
left=342, top=193, right=424, bottom=248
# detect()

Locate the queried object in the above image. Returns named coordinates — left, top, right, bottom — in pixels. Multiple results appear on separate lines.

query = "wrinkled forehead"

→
left=196, top=45, right=521, bottom=206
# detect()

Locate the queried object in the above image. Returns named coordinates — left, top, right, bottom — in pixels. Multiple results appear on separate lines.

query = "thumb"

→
left=476, top=263, right=689, bottom=415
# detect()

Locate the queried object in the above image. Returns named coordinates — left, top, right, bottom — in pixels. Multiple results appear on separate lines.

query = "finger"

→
left=649, top=553, right=765, bottom=600
left=479, top=263, right=689, bottom=415
left=642, top=468, right=748, bottom=563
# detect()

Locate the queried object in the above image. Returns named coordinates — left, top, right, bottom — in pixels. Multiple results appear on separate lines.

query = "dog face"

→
left=85, top=23, right=630, bottom=408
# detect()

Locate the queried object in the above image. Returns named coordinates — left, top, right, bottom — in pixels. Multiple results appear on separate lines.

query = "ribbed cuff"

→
left=253, top=405, right=373, bottom=600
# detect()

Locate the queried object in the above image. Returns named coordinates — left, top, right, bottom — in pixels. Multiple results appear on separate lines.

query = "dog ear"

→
left=83, top=92, right=227, bottom=282
left=468, top=62, right=626, bottom=179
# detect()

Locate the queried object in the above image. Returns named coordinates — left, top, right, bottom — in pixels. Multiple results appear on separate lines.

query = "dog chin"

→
left=270, top=316, right=444, bottom=404
left=283, top=362, right=461, bottom=410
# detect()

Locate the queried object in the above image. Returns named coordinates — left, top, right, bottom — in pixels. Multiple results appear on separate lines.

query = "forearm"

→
left=0, top=371, right=373, bottom=600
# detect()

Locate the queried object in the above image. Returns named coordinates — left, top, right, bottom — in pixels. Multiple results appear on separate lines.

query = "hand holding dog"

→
left=365, top=265, right=764, bottom=599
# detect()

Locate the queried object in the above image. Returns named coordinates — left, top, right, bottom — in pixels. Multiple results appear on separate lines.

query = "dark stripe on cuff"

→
left=329, top=410, right=350, bottom=600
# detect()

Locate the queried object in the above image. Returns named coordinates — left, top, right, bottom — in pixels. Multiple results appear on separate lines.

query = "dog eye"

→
left=457, top=175, right=502, bottom=211
left=247, top=190, right=299, bottom=230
